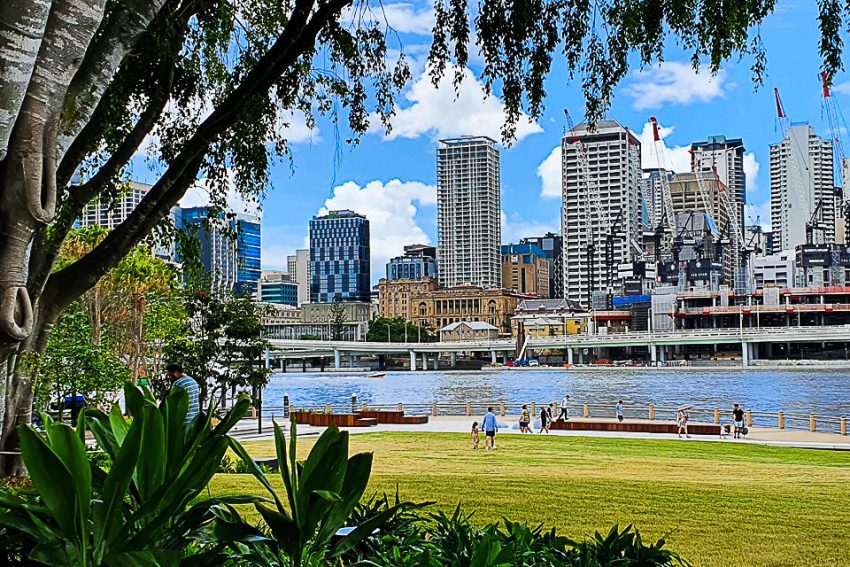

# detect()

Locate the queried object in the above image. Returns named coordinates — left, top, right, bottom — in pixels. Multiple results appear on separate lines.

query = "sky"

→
left=140, top=2, right=850, bottom=283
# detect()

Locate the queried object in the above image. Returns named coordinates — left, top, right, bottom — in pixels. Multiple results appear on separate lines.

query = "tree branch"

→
left=57, top=0, right=170, bottom=161
left=44, top=0, right=352, bottom=314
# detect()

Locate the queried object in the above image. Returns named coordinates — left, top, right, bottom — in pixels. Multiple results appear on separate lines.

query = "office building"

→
left=561, top=120, right=642, bottom=306
left=436, top=136, right=501, bottom=288
left=258, top=271, right=299, bottom=306
left=501, top=243, right=550, bottom=297
left=752, top=251, right=795, bottom=289
left=770, top=124, right=836, bottom=251
left=309, top=210, right=370, bottom=303
left=236, top=214, right=261, bottom=295
left=386, top=244, right=438, bottom=281
left=179, top=207, right=261, bottom=294
left=640, top=168, right=673, bottom=230
left=377, top=277, right=439, bottom=320
left=519, top=232, right=563, bottom=299
left=286, top=249, right=310, bottom=305
left=81, top=181, right=151, bottom=230
left=690, top=136, right=746, bottom=232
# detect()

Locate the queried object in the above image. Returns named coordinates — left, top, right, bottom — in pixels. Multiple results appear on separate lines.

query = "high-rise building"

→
left=519, top=233, right=563, bottom=299
left=309, top=210, right=370, bottom=303
left=770, top=124, right=836, bottom=251
left=640, top=168, right=673, bottom=230
left=386, top=244, right=438, bottom=281
left=561, top=120, right=642, bottom=306
left=258, top=271, right=298, bottom=306
left=179, top=207, right=261, bottom=295
left=81, top=181, right=151, bottom=230
left=691, top=136, right=746, bottom=233
left=436, top=136, right=501, bottom=289
left=286, top=249, right=310, bottom=304
left=235, top=215, right=261, bottom=295
left=501, top=243, right=550, bottom=297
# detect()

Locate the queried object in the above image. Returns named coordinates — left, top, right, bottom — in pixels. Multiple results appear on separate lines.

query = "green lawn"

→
left=210, top=432, right=850, bottom=566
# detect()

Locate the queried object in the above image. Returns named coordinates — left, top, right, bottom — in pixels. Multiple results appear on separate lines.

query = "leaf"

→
left=314, top=452, right=373, bottom=548
left=109, top=404, right=131, bottom=447
left=124, top=383, right=147, bottom=418
left=135, top=405, right=166, bottom=501
left=43, top=420, right=92, bottom=555
left=163, top=386, right=188, bottom=479
left=228, top=437, right=281, bottom=509
left=18, top=425, right=77, bottom=539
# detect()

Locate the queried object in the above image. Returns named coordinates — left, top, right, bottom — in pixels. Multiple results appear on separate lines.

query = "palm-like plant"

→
left=227, top=420, right=405, bottom=567
left=0, top=383, right=258, bottom=565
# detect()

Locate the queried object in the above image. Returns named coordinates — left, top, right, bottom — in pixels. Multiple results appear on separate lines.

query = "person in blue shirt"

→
left=482, top=406, right=498, bottom=450
left=166, top=363, right=200, bottom=423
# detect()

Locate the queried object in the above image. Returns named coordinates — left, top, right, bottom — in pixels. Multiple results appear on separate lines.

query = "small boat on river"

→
left=367, top=372, right=386, bottom=379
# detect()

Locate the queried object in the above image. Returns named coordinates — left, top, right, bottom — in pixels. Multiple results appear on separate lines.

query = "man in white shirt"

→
left=558, top=395, right=570, bottom=421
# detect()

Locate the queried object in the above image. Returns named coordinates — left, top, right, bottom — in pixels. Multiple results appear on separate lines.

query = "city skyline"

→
left=125, top=1, right=850, bottom=283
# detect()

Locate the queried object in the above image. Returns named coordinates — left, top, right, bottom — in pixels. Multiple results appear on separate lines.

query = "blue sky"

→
left=170, top=2, right=850, bottom=281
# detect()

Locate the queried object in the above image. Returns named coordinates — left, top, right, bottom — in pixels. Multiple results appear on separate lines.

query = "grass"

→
left=210, top=432, right=850, bottom=566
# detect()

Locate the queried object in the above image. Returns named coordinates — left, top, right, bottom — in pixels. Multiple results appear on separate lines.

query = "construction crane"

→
left=820, top=71, right=850, bottom=245
left=649, top=117, right=678, bottom=240
left=805, top=199, right=826, bottom=244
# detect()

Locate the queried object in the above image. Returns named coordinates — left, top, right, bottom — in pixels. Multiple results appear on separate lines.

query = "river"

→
left=263, top=367, right=850, bottom=416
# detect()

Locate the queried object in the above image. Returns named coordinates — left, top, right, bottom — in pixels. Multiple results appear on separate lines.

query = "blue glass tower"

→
left=309, top=210, right=370, bottom=302
left=386, top=244, right=438, bottom=280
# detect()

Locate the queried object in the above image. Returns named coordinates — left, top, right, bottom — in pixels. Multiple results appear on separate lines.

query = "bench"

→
left=356, top=410, right=429, bottom=425
left=548, top=420, right=721, bottom=436
left=292, top=411, right=378, bottom=428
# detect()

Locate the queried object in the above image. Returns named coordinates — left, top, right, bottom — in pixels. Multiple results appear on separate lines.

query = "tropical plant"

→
left=226, top=421, right=405, bottom=566
left=0, top=384, right=258, bottom=566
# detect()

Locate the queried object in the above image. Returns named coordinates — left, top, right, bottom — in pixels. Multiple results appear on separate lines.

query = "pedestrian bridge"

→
left=267, top=325, right=850, bottom=369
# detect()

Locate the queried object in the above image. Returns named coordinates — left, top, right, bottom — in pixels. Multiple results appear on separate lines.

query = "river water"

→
left=263, top=367, right=850, bottom=417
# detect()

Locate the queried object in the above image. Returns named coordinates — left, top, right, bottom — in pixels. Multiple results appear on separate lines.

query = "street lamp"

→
left=386, top=323, right=391, bottom=343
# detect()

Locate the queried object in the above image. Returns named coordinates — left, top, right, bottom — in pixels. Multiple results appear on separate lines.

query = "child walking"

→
left=471, top=421, right=480, bottom=449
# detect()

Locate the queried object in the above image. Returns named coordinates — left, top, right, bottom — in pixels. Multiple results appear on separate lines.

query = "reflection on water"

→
left=263, top=368, right=850, bottom=415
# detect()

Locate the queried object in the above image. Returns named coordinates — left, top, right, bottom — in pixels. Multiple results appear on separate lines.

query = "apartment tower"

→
left=770, top=124, right=836, bottom=251
left=561, top=120, right=641, bottom=306
left=690, top=136, right=746, bottom=232
left=436, top=136, right=501, bottom=289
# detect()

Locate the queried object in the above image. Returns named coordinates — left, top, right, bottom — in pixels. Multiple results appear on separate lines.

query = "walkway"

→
left=228, top=415, right=850, bottom=450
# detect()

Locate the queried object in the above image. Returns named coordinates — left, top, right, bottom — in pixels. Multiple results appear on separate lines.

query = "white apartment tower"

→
left=81, top=181, right=151, bottom=229
left=770, top=124, right=836, bottom=251
left=640, top=168, right=672, bottom=229
left=690, top=136, right=746, bottom=233
left=562, top=120, right=642, bottom=306
left=436, top=136, right=501, bottom=289
left=286, top=249, right=310, bottom=305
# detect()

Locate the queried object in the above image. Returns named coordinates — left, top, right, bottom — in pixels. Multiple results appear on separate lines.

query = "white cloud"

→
left=179, top=170, right=262, bottom=216
left=318, top=179, right=436, bottom=278
left=636, top=120, right=691, bottom=172
left=743, top=151, right=760, bottom=191
left=832, top=81, right=850, bottom=95
left=624, top=62, right=728, bottom=110
left=537, top=146, right=561, bottom=199
left=377, top=65, right=543, bottom=142
left=501, top=211, right=559, bottom=244
left=274, top=109, right=320, bottom=144
left=379, top=3, right=435, bottom=34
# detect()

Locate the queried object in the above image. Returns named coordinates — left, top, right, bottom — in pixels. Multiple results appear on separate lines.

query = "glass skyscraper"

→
left=309, top=210, right=370, bottom=302
left=179, top=207, right=261, bottom=295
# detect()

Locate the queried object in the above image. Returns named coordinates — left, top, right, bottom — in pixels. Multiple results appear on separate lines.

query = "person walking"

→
left=471, top=421, right=480, bottom=450
left=558, top=395, right=570, bottom=421
left=482, top=406, right=498, bottom=450
left=519, top=404, right=531, bottom=433
left=677, top=408, right=690, bottom=438
left=732, top=403, right=745, bottom=439
left=539, top=406, right=550, bottom=434
left=166, top=363, right=200, bottom=423
left=615, top=400, right=624, bottom=422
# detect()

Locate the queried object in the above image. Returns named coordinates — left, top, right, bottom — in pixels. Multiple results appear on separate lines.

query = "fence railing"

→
left=250, top=400, right=849, bottom=436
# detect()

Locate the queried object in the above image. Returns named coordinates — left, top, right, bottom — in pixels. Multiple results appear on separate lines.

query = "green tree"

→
left=367, top=317, right=435, bottom=343
left=164, top=291, right=271, bottom=409
left=34, top=304, right=130, bottom=415
left=0, top=0, right=844, bottom=472
left=329, top=296, right=347, bottom=341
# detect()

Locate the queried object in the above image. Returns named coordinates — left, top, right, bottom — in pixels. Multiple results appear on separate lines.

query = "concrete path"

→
left=228, top=415, right=850, bottom=450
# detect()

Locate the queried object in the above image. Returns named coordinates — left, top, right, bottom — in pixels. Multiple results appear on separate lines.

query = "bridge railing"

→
left=252, top=400, right=848, bottom=435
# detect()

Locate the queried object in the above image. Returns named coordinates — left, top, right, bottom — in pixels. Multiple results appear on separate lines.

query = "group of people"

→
left=472, top=398, right=749, bottom=448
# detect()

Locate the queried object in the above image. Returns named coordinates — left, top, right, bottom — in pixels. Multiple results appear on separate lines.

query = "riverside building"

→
left=309, top=210, right=370, bottom=303
left=436, top=136, right=502, bottom=289
left=561, top=120, right=642, bottom=307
